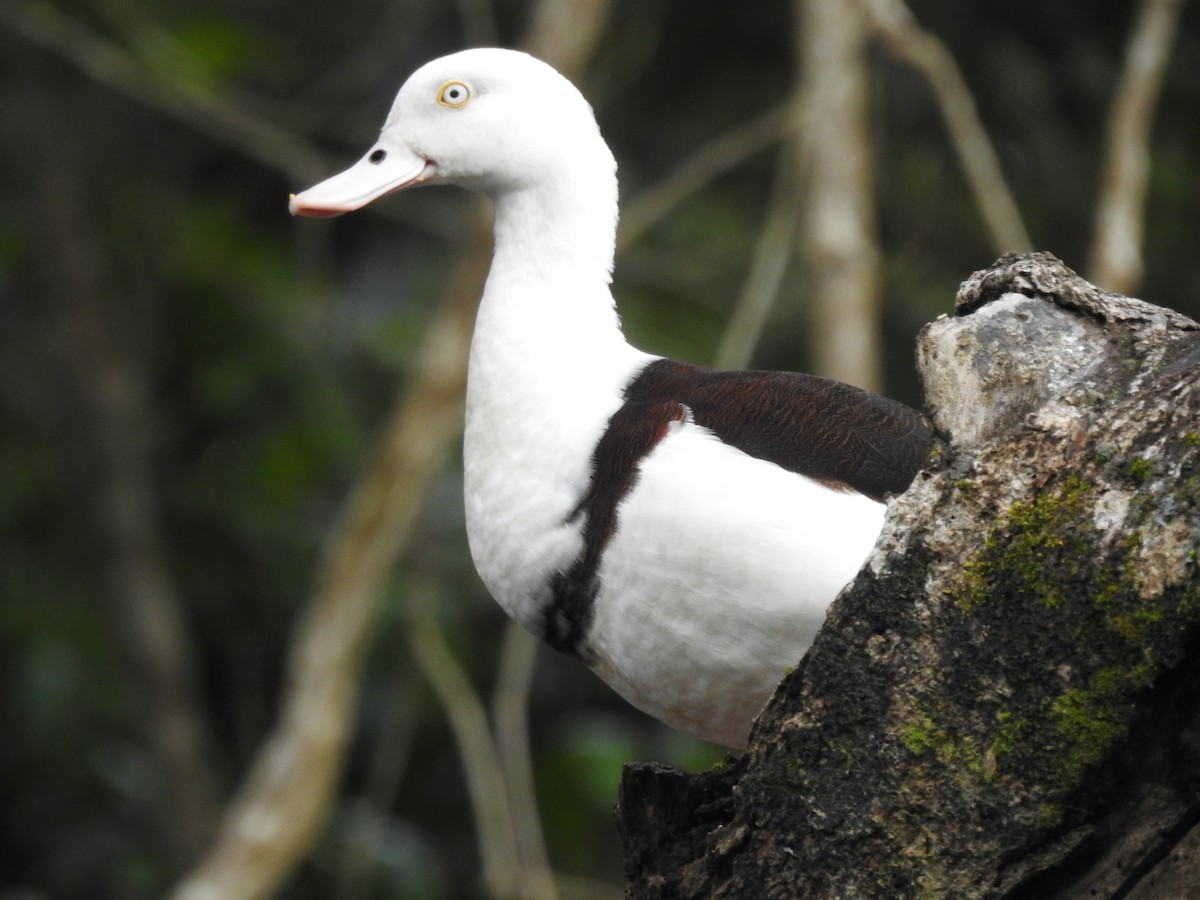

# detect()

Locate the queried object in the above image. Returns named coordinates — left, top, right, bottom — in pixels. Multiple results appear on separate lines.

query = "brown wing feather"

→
left=625, top=359, right=931, bottom=502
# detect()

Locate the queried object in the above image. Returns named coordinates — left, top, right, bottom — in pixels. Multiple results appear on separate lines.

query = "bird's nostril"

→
left=369, top=149, right=387, bottom=164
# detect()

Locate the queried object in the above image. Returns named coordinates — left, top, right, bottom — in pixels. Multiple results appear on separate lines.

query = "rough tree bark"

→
left=617, top=252, right=1200, bottom=899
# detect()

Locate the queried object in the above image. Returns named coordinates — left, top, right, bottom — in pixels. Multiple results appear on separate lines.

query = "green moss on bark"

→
left=958, top=475, right=1093, bottom=613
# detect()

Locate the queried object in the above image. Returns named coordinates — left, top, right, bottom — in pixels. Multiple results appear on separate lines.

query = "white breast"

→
left=462, top=279, right=653, bottom=632
left=583, top=422, right=884, bottom=748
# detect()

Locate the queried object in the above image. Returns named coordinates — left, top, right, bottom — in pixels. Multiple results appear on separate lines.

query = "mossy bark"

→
left=616, top=253, right=1200, bottom=899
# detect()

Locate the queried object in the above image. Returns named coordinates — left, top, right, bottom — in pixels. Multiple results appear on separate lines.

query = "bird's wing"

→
left=624, top=359, right=932, bottom=502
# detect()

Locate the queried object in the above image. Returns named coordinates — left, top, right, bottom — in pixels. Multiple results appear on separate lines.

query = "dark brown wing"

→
left=625, top=359, right=931, bottom=502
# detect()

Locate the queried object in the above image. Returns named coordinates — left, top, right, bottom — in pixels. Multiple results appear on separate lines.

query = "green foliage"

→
left=175, top=17, right=266, bottom=83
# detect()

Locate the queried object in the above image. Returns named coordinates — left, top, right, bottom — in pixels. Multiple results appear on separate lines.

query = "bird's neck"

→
left=463, top=164, right=647, bottom=630
left=474, top=158, right=632, bottom=371
left=488, top=160, right=620, bottom=295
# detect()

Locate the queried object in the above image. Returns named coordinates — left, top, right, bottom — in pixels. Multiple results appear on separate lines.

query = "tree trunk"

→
left=616, top=251, right=1200, bottom=899
left=796, top=0, right=883, bottom=392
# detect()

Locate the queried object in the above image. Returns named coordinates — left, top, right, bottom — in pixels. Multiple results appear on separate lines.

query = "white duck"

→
left=290, top=48, right=930, bottom=749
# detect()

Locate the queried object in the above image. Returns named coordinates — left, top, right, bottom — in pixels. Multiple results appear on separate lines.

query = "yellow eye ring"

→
left=437, top=80, right=471, bottom=108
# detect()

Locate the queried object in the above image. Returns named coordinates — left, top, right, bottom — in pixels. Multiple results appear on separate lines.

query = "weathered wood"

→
left=617, top=252, right=1200, bottom=899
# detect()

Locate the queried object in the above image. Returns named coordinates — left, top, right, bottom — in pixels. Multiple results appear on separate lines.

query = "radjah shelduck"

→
left=290, top=48, right=931, bottom=749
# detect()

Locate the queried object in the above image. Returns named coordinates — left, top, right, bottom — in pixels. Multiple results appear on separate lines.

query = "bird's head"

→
left=289, top=48, right=611, bottom=217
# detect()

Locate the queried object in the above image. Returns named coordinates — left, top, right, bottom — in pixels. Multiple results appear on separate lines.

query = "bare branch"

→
left=619, top=104, right=791, bottom=251
left=492, top=622, right=558, bottom=900
left=1088, top=0, right=1185, bottom=294
left=0, top=0, right=326, bottom=182
left=796, top=0, right=883, bottom=391
left=1, top=0, right=469, bottom=238
left=333, top=672, right=419, bottom=900
left=407, top=592, right=523, bottom=900
left=523, top=0, right=614, bottom=77
left=168, top=203, right=489, bottom=900
left=858, top=0, right=1034, bottom=254
left=713, top=141, right=803, bottom=370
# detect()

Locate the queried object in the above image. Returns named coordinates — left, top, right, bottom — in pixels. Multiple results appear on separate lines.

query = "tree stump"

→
left=616, top=252, right=1200, bottom=899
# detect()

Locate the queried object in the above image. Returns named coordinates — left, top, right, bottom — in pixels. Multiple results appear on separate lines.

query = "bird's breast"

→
left=578, top=422, right=885, bottom=747
left=463, top=333, right=892, bottom=748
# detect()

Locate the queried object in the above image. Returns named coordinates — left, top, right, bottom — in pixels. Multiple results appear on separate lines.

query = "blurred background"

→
left=2, top=0, right=1198, bottom=897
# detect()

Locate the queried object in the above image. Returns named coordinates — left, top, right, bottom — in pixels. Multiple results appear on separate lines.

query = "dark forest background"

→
left=2, top=0, right=1198, bottom=897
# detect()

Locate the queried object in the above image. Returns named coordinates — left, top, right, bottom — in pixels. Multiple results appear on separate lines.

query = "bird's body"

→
left=291, top=48, right=931, bottom=748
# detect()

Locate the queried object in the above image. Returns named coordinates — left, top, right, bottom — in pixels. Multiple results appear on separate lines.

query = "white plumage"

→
left=291, top=48, right=928, bottom=748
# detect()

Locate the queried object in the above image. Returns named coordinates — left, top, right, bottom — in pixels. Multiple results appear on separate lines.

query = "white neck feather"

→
left=462, top=150, right=651, bottom=629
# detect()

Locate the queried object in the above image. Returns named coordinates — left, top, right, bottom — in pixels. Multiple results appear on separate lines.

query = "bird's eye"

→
left=369, top=149, right=387, bottom=164
left=437, top=80, right=471, bottom=108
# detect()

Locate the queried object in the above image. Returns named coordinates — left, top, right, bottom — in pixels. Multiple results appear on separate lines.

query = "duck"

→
left=289, top=48, right=931, bottom=749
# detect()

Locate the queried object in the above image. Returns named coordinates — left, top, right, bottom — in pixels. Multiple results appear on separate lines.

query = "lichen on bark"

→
left=618, top=253, right=1200, bottom=899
